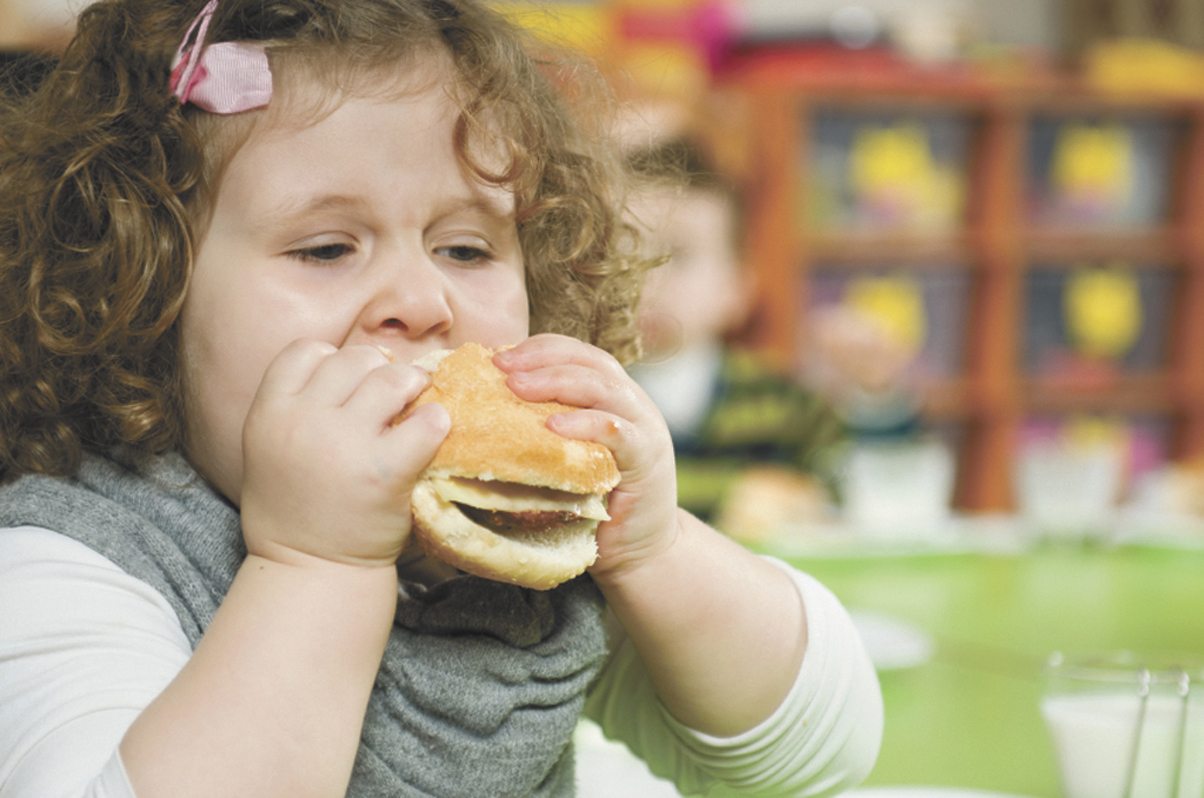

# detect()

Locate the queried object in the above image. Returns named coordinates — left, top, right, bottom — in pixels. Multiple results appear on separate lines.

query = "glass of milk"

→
left=1041, top=651, right=1204, bottom=798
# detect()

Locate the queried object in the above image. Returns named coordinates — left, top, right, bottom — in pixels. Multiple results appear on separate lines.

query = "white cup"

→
left=1041, top=651, right=1204, bottom=798
left=841, top=437, right=955, bottom=538
left=1014, top=440, right=1125, bottom=542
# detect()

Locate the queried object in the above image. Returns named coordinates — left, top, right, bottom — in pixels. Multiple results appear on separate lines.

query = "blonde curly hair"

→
left=0, top=0, right=650, bottom=481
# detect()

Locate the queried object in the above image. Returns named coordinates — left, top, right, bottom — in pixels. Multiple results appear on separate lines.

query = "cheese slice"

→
left=430, top=476, right=610, bottom=521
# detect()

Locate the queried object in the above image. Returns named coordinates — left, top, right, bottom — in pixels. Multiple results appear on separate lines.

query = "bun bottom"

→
left=409, top=480, right=599, bottom=591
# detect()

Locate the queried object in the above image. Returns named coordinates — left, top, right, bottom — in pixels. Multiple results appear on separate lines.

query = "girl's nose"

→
left=357, top=251, right=453, bottom=343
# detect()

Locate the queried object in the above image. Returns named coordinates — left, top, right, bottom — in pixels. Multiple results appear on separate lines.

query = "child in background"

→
left=627, top=138, right=847, bottom=538
left=0, top=1, right=881, bottom=796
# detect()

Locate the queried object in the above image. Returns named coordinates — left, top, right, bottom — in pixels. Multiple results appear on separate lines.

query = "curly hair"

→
left=0, top=0, right=649, bottom=482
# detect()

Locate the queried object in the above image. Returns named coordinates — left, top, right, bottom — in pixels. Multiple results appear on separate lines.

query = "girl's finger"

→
left=380, top=401, right=451, bottom=476
left=494, top=333, right=625, bottom=379
left=341, top=363, right=431, bottom=430
left=548, top=408, right=672, bottom=482
left=255, top=338, right=339, bottom=400
left=506, top=363, right=649, bottom=425
left=545, top=408, right=628, bottom=451
left=298, top=344, right=394, bottom=407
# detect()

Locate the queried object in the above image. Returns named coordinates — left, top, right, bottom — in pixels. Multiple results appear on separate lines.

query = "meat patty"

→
left=458, top=505, right=584, bottom=535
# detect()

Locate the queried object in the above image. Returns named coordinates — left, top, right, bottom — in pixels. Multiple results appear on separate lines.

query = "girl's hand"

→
left=500, top=335, right=813, bottom=740
left=493, top=334, right=679, bottom=577
left=238, top=339, right=450, bottom=568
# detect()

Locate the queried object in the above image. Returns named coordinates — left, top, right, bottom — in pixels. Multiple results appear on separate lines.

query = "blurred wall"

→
left=980, top=0, right=1062, bottom=49
left=3, top=0, right=1064, bottom=52
left=1, top=0, right=77, bottom=50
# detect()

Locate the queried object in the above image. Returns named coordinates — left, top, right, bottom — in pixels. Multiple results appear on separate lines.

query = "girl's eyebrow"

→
left=255, top=193, right=371, bottom=231
left=252, top=190, right=517, bottom=235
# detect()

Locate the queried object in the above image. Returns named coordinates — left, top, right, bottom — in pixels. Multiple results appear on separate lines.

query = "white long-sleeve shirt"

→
left=0, top=525, right=882, bottom=797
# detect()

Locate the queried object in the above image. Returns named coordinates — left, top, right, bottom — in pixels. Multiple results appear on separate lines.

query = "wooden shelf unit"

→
left=722, top=57, right=1204, bottom=512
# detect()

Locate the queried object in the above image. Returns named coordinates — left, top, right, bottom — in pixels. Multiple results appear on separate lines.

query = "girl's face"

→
left=180, top=65, right=529, bottom=504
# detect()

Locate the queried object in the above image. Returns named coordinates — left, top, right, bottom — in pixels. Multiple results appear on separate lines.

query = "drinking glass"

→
left=1041, top=651, right=1204, bottom=798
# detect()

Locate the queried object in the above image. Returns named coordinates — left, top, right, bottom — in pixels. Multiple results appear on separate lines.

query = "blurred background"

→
left=6, top=1, right=1204, bottom=795
left=473, top=0, right=1204, bottom=549
left=9, top=0, right=1204, bottom=542
left=496, top=0, right=1204, bottom=547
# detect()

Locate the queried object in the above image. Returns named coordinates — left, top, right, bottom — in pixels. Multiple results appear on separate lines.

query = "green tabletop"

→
left=770, top=539, right=1204, bottom=797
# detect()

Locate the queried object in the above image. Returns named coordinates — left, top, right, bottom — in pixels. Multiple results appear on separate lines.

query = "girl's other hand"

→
left=492, top=334, right=678, bottom=578
left=238, top=339, right=450, bottom=568
left=498, top=337, right=811, bottom=740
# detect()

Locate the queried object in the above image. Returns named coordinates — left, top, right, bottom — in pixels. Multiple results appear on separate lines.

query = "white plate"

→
left=848, top=788, right=1038, bottom=798
left=849, top=610, right=936, bottom=671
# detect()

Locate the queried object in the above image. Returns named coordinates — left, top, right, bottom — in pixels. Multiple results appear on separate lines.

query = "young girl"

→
left=0, top=1, right=882, bottom=796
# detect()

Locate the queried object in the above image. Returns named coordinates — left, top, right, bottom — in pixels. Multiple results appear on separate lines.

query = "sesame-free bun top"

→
left=405, top=342, right=620, bottom=589
left=408, top=342, right=620, bottom=495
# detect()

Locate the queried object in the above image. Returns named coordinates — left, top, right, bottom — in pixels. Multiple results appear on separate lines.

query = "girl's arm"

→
left=0, top=526, right=186, bottom=798
left=119, top=554, right=398, bottom=798
left=496, top=335, right=874, bottom=740
left=585, top=559, right=883, bottom=797
left=589, top=509, right=806, bottom=737
left=121, top=342, right=448, bottom=798
left=0, top=520, right=399, bottom=798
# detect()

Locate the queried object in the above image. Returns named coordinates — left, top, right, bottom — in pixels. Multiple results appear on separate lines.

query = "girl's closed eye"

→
left=288, top=241, right=356, bottom=264
left=434, top=243, right=493, bottom=266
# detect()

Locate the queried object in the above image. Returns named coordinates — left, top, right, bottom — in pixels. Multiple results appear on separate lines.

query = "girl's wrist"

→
left=242, top=523, right=411, bottom=571
left=233, top=552, right=401, bottom=643
left=242, top=548, right=402, bottom=591
left=588, top=507, right=691, bottom=596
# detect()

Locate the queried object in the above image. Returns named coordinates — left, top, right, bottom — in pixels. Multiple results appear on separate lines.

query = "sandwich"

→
left=403, top=343, right=621, bottom=590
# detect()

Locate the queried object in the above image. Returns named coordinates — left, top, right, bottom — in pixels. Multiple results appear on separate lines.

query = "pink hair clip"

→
left=170, top=0, right=272, bottom=114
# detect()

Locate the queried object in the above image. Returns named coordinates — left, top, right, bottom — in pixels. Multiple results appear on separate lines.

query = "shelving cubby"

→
left=723, top=55, right=1204, bottom=511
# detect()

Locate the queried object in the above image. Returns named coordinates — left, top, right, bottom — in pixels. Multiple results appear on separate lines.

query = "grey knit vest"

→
left=0, top=452, right=609, bottom=797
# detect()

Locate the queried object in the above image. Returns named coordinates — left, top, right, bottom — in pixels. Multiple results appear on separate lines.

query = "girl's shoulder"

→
left=0, top=525, right=188, bottom=796
left=0, top=524, right=190, bottom=651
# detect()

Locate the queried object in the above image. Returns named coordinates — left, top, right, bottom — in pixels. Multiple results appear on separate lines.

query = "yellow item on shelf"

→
left=1050, top=124, right=1133, bottom=208
left=490, top=1, right=613, bottom=56
left=1064, top=263, right=1142, bottom=360
left=492, top=1, right=709, bottom=100
left=843, top=274, right=928, bottom=358
left=1085, top=37, right=1204, bottom=98
left=851, top=124, right=935, bottom=196
left=848, top=123, right=964, bottom=229
left=1063, top=415, right=1128, bottom=451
